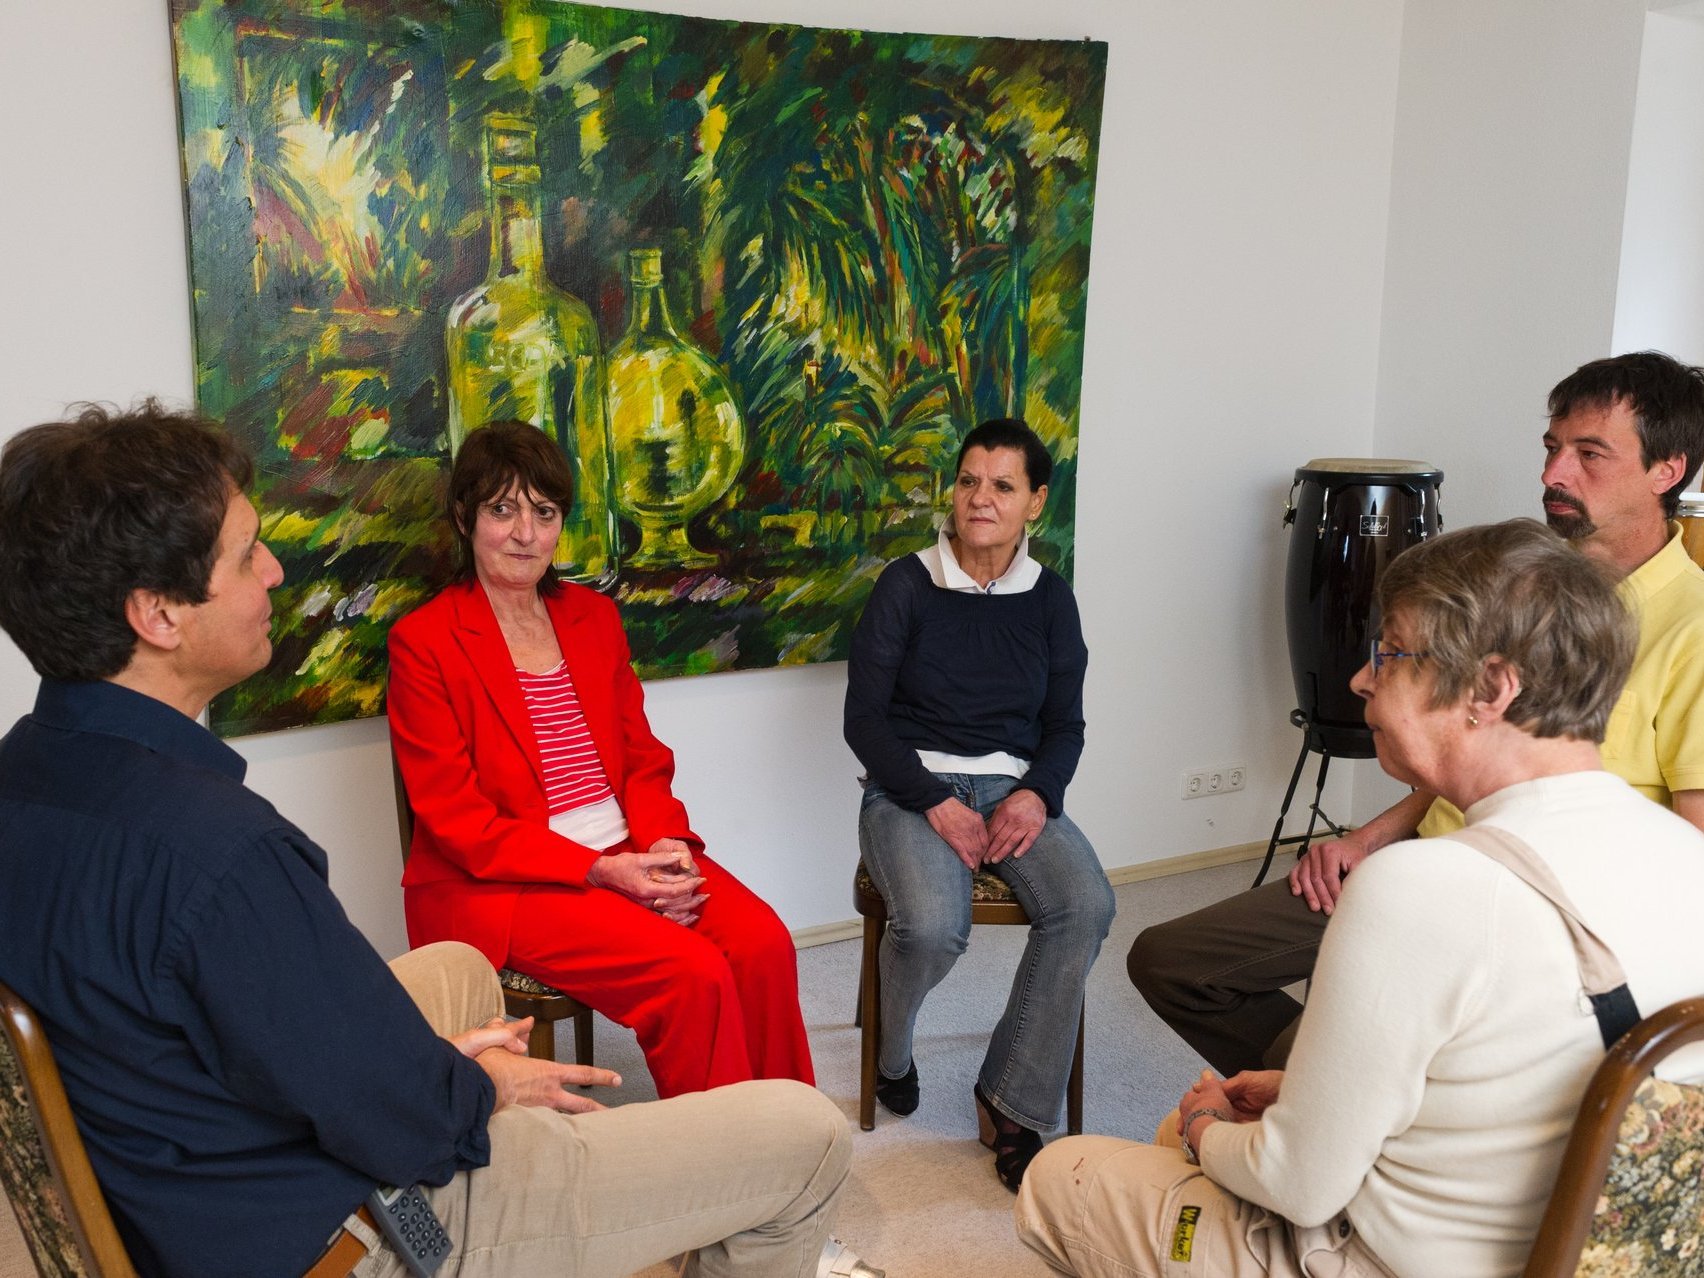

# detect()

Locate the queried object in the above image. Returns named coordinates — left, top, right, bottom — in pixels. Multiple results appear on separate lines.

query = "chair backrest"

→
left=1524, top=996, right=1704, bottom=1278
left=0, top=981, right=138, bottom=1278
left=391, top=746, right=414, bottom=859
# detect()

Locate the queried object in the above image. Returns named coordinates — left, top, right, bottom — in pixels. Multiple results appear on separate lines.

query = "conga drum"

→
left=1283, top=459, right=1444, bottom=757
left=1679, top=492, right=1704, bottom=571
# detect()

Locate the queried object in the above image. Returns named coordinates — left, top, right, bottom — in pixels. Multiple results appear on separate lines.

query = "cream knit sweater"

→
left=1202, top=770, right=1704, bottom=1278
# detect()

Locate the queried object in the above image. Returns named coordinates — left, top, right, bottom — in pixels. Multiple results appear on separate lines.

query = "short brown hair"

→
left=0, top=401, right=252, bottom=681
left=1376, top=519, right=1634, bottom=741
left=446, top=422, right=576, bottom=596
left=1548, top=351, right=1704, bottom=518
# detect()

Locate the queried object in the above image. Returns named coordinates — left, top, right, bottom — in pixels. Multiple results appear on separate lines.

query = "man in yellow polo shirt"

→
left=1129, top=350, right=1704, bottom=1076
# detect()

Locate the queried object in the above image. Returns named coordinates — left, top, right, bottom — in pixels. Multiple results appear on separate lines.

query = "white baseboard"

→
left=793, top=919, right=867, bottom=948
left=793, top=841, right=1270, bottom=949
left=1105, top=840, right=1268, bottom=886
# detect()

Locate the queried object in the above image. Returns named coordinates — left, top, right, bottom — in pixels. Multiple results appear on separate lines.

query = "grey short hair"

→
left=1375, top=519, right=1634, bottom=741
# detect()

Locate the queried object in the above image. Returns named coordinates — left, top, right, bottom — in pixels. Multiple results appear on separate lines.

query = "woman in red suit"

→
left=387, top=421, right=813, bottom=1098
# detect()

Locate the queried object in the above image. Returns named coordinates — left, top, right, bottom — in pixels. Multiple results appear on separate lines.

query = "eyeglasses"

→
left=1368, top=639, right=1429, bottom=675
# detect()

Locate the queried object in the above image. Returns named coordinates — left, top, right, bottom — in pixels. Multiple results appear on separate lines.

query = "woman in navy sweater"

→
left=844, top=418, right=1115, bottom=1191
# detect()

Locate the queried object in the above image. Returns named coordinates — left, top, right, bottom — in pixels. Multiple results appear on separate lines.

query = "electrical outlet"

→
left=1182, top=763, right=1248, bottom=799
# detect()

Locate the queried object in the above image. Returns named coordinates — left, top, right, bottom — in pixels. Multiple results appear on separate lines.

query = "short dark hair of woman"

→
left=446, top=421, right=576, bottom=595
left=1376, top=518, right=1635, bottom=742
left=957, top=418, right=1054, bottom=491
left=0, top=400, right=254, bottom=683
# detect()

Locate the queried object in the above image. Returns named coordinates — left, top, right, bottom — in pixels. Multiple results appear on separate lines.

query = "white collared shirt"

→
left=909, top=528, right=1040, bottom=779
left=917, top=526, right=1043, bottom=595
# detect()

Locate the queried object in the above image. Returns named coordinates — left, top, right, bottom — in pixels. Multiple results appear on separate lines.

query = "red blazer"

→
left=386, top=578, right=700, bottom=967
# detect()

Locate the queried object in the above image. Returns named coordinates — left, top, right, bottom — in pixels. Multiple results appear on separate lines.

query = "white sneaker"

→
left=818, top=1236, right=886, bottom=1278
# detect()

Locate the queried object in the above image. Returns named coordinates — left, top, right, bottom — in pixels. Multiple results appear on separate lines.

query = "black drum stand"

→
left=1249, top=710, right=1358, bottom=889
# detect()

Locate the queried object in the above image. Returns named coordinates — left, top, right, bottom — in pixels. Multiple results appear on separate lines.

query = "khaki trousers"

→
left=350, top=942, right=850, bottom=1278
left=1015, top=1124, right=1394, bottom=1278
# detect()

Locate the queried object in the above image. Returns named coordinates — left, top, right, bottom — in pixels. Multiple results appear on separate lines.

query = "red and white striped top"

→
left=515, top=661, right=617, bottom=816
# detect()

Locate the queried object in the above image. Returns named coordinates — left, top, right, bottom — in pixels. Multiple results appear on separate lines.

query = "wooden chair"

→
left=390, top=752, right=595, bottom=1065
left=2, top=981, right=375, bottom=1278
left=853, top=859, right=1085, bottom=1134
left=1524, top=997, right=1704, bottom=1277
left=0, top=980, right=138, bottom=1278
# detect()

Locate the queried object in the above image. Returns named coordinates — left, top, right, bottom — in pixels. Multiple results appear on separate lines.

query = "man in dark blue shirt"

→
left=0, top=403, right=860, bottom=1278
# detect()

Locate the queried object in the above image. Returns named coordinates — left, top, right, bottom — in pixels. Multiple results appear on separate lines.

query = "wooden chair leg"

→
left=859, top=915, right=883, bottom=1131
left=1067, top=999, right=1085, bottom=1135
left=528, top=1013, right=556, bottom=1062
left=572, top=1007, right=594, bottom=1069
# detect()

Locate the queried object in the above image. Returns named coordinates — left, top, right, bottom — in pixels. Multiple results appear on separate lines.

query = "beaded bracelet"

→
left=1180, top=1106, right=1234, bottom=1164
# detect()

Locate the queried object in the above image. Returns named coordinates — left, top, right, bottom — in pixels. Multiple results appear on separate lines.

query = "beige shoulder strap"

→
left=1446, top=824, right=1627, bottom=997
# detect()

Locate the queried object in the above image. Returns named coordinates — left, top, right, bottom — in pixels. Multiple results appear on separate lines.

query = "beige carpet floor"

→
left=3, top=860, right=1247, bottom=1276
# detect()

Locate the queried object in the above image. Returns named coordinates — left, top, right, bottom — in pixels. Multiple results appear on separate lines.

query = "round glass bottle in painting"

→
left=606, top=248, right=746, bottom=569
left=445, top=113, right=617, bottom=587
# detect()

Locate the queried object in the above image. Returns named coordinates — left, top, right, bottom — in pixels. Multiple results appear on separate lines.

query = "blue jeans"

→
left=859, top=773, right=1115, bottom=1130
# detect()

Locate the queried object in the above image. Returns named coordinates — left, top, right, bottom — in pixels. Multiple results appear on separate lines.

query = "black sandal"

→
left=875, top=1060, right=920, bottom=1116
left=974, top=1081, right=1042, bottom=1192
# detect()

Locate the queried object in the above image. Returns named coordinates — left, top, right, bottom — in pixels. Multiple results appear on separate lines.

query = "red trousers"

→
left=503, top=853, right=815, bottom=1098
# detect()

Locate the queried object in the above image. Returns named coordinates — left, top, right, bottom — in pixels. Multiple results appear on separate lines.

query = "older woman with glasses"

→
left=1018, top=519, right=1704, bottom=1278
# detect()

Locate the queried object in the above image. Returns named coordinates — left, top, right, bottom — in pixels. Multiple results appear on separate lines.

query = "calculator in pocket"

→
left=366, top=1184, right=452, bottom=1278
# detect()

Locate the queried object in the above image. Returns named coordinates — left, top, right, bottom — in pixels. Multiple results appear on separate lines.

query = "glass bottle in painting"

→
left=606, top=247, right=746, bottom=569
left=445, top=113, right=617, bottom=586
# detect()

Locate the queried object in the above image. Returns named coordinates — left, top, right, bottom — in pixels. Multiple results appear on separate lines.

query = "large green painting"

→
left=169, top=0, right=1107, bottom=736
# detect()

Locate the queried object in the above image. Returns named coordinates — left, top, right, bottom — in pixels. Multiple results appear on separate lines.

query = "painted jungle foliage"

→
left=169, top=0, right=1106, bottom=735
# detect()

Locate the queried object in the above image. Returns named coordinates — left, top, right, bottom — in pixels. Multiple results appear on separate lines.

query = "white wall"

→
left=2, top=0, right=1655, bottom=956
left=1063, top=1, right=1401, bottom=865
left=1356, top=0, right=1649, bottom=817
left=1614, top=8, right=1704, bottom=364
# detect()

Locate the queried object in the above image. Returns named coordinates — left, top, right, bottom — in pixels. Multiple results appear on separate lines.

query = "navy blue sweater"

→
left=843, top=553, right=1088, bottom=815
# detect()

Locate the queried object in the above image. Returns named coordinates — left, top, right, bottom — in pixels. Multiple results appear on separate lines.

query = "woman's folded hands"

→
left=586, top=844, right=708, bottom=925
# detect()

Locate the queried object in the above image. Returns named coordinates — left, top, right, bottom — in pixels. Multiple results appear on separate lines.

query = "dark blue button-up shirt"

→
left=0, top=680, right=495, bottom=1277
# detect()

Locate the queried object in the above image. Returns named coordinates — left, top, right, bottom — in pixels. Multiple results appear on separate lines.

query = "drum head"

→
left=1295, top=458, right=1443, bottom=485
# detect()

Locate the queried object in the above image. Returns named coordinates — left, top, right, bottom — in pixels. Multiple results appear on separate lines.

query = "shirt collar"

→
left=30, top=680, right=248, bottom=783
left=1617, top=522, right=1692, bottom=609
left=924, top=526, right=1041, bottom=594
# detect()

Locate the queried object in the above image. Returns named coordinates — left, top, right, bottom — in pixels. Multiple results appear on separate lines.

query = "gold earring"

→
left=1467, top=714, right=1480, bottom=727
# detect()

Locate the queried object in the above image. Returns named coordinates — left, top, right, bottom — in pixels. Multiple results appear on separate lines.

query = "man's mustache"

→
left=1543, top=486, right=1587, bottom=515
